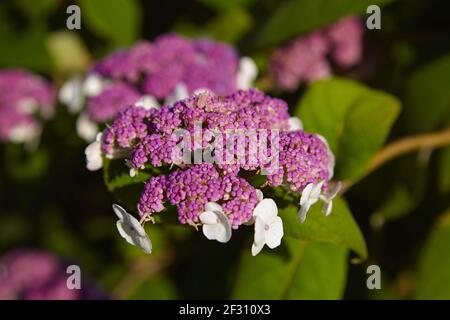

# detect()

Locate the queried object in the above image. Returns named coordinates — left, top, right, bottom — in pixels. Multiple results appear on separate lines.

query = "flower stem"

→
left=342, top=128, right=450, bottom=192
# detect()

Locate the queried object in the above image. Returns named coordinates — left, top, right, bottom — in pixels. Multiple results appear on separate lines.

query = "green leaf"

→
left=46, top=31, right=91, bottom=74
left=404, top=54, right=450, bottom=133
left=16, top=0, right=59, bottom=20
left=198, top=0, right=255, bottom=11
left=253, top=0, right=392, bottom=47
left=127, top=274, right=178, bottom=300
left=296, top=77, right=401, bottom=181
left=78, top=0, right=142, bottom=46
left=279, top=196, right=367, bottom=260
left=0, top=26, right=52, bottom=71
left=376, top=185, right=415, bottom=221
left=103, top=158, right=149, bottom=192
left=175, top=8, right=252, bottom=43
left=415, top=212, right=450, bottom=299
left=232, top=239, right=348, bottom=299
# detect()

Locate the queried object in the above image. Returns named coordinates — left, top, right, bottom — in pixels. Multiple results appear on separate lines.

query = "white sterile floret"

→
left=251, top=199, right=284, bottom=256
left=135, top=95, right=160, bottom=110
left=165, top=83, right=189, bottom=105
left=237, top=57, right=258, bottom=90
left=9, top=123, right=41, bottom=144
left=199, top=202, right=232, bottom=243
left=82, top=74, right=106, bottom=97
left=76, top=112, right=99, bottom=142
left=85, top=133, right=103, bottom=171
left=113, top=204, right=152, bottom=254
left=59, top=77, right=84, bottom=114
left=288, top=117, right=303, bottom=131
left=298, top=181, right=324, bottom=222
left=298, top=180, right=341, bottom=222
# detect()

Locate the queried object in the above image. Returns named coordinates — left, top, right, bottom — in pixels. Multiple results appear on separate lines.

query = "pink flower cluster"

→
left=86, top=34, right=239, bottom=123
left=0, top=69, right=55, bottom=143
left=101, top=89, right=333, bottom=228
left=0, top=249, right=106, bottom=300
left=269, top=16, right=364, bottom=91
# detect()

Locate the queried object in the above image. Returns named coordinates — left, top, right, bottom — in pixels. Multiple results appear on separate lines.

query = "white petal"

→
left=253, top=217, right=266, bottom=246
left=215, top=211, right=232, bottom=243
left=135, top=95, right=159, bottom=110
left=298, top=203, right=310, bottom=223
left=204, top=202, right=223, bottom=213
left=123, top=212, right=148, bottom=238
left=193, top=88, right=212, bottom=96
left=129, top=168, right=137, bottom=177
left=312, top=181, right=325, bottom=198
left=59, top=77, right=84, bottom=113
left=18, top=98, right=38, bottom=114
left=83, top=74, right=106, bottom=97
left=323, top=181, right=341, bottom=200
left=300, top=183, right=314, bottom=206
left=317, top=134, right=335, bottom=179
left=288, top=117, right=303, bottom=131
left=116, top=220, right=152, bottom=254
left=237, top=57, right=258, bottom=90
left=112, top=203, right=126, bottom=220
left=134, top=234, right=152, bottom=254
left=199, top=211, right=219, bottom=225
left=255, top=189, right=264, bottom=202
left=253, top=199, right=278, bottom=224
left=9, top=124, right=41, bottom=143
left=202, top=224, right=218, bottom=240
left=165, top=83, right=189, bottom=105
left=251, top=241, right=264, bottom=256
left=77, top=112, right=99, bottom=142
left=321, top=199, right=333, bottom=216
left=85, top=140, right=103, bottom=171
left=265, top=217, right=283, bottom=249
left=116, top=220, right=133, bottom=243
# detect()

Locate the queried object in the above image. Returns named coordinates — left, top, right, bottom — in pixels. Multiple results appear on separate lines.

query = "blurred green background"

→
left=0, top=0, right=449, bottom=299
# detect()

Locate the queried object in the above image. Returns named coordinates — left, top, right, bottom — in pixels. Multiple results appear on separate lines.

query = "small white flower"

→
left=18, top=98, right=38, bottom=115
left=135, top=95, right=159, bottom=110
left=76, top=112, right=99, bottom=142
left=199, top=202, right=232, bottom=243
left=113, top=204, right=152, bottom=254
left=59, top=76, right=84, bottom=114
left=244, top=189, right=264, bottom=226
left=165, top=83, right=189, bottom=105
left=298, top=180, right=341, bottom=222
left=251, top=199, right=284, bottom=256
left=9, top=123, right=41, bottom=144
left=320, top=181, right=341, bottom=216
left=82, top=74, right=106, bottom=97
left=288, top=117, right=303, bottom=131
left=85, top=133, right=103, bottom=171
left=298, top=181, right=324, bottom=222
left=237, top=57, right=258, bottom=90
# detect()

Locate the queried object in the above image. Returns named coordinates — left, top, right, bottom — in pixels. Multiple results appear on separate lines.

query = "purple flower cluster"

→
left=0, top=69, right=55, bottom=143
left=269, top=16, right=364, bottom=91
left=101, top=89, right=334, bottom=229
left=267, top=131, right=331, bottom=192
left=0, top=249, right=106, bottom=300
left=86, top=34, right=239, bottom=123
